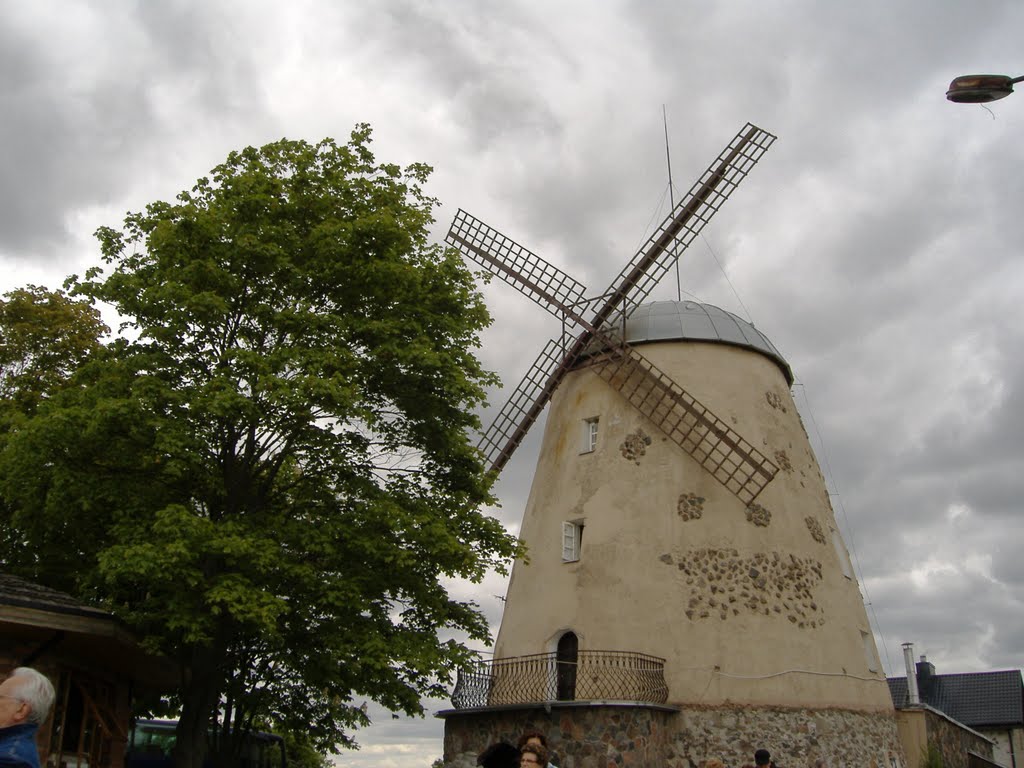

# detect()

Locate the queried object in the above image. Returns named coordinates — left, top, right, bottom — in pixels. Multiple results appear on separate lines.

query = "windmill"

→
left=447, top=123, right=777, bottom=505
left=439, top=124, right=903, bottom=768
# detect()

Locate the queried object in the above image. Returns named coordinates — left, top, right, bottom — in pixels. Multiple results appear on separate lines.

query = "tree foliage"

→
left=0, top=285, right=107, bottom=416
left=279, top=731, right=331, bottom=768
left=0, top=286, right=108, bottom=573
left=0, top=126, right=518, bottom=767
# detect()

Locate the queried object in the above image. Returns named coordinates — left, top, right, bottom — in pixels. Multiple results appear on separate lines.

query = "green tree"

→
left=279, top=730, right=330, bottom=768
left=0, top=286, right=108, bottom=575
left=0, top=126, right=518, bottom=768
left=0, top=285, right=108, bottom=415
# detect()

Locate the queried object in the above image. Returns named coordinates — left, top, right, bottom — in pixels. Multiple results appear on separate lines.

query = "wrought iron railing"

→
left=451, top=650, right=668, bottom=709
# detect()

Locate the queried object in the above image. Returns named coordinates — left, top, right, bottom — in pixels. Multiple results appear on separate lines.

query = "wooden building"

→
left=1, top=573, right=174, bottom=768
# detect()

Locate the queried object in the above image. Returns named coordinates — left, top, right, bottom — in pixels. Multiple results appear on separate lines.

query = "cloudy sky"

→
left=4, top=1, right=1024, bottom=765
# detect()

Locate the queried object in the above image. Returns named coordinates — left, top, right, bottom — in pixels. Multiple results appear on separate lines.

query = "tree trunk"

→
left=173, top=645, right=226, bottom=768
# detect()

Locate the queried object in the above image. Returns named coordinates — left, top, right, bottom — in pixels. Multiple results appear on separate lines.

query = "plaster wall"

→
left=978, top=726, right=1023, bottom=768
left=895, top=710, right=928, bottom=768
left=494, top=339, right=892, bottom=712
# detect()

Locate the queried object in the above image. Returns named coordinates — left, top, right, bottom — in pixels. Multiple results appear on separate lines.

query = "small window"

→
left=581, top=417, right=599, bottom=453
left=861, top=630, right=879, bottom=673
left=832, top=528, right=854, bottom=579
left=562, top=520, right=583, bottom=562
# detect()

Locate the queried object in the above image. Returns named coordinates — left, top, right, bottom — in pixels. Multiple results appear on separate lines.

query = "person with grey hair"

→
left=0, top=667, right=56, bottom=768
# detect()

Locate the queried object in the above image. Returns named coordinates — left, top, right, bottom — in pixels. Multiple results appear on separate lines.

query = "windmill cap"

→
left=597, top=300, right=793, bottom=385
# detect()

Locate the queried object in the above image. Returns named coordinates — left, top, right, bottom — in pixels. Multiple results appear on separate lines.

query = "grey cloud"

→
left=6, top=1, right=1024, bottom=762
left=0, top=2, right=274, bottom=262
left=345, top=0, right=564, bottom=152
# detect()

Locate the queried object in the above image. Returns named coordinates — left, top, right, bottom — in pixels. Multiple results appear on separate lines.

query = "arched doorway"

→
left=556, top=631, right=578, bottom=701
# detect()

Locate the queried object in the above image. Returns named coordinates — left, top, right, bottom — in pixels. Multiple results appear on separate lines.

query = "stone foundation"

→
left=441, top=703, right=906, bottom=768
left=666, top=705, right=905, bottom=768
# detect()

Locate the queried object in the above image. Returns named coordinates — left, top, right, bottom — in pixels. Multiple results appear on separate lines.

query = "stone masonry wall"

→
left=666, top=705, right=904, bottom=768
left=442, top=704, right=905, bottom=768
left=924, top=709, right=994, bottom=768
left=443, top=705, right=671, bottom=768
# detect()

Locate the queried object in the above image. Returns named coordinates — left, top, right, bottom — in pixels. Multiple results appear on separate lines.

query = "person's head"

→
left=705, top=760, right=726, bottom=768
left=0, top=668, right=55, bottom=727
left=519, top=743, right=549, bottom=768
left=517, top=729, right=547, bottom=751
left=754, top=749, right=772, bottom=766
left=476, top=742, right=519, bottom=768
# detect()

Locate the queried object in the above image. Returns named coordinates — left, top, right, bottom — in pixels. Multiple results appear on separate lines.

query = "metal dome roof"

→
left=601, top=300, right=793, bottom=384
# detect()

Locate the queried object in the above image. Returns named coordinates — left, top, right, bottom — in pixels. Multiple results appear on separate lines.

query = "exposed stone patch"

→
left=745, top=503, right=772, bottom=527
left=805, top=516, right=826, bottom=544
left=677, top=492, right=705, bottom=521
left=620, top=428, right=652, bottom=464
left=678, top=548, right=823, bottom=625
left=774, top=449, right=792, bottom=472
left=765, top=390, right=788, bottom=412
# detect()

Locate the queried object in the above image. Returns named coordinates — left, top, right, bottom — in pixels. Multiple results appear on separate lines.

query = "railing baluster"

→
left=450, top=650, right=668, bottom=709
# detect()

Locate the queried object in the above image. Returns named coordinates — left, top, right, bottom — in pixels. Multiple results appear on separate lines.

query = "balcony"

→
left=450, top=650, right=669, bottom=710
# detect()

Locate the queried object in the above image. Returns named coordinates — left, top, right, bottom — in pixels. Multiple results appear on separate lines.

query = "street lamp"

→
left=946, top=73, right=1024, bottom=103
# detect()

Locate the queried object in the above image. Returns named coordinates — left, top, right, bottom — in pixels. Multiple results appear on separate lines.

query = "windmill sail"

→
left=592, top=123, right=775, bottom=324
left=588, top=342, right=778, bottom=504
left=479, top=335, right=576, bottom=474
left=447, top=210, right=590, bottom=321
left=451, top=123, right=777, bottom=502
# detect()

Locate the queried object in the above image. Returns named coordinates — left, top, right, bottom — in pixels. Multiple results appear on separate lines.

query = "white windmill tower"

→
left=440, top=125, right=904, bottom=768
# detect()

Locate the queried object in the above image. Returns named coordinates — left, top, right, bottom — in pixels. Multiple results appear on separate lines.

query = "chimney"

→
left=916, top=654, right=936, bottom=699
left=902, top=643, right=920, bottom=705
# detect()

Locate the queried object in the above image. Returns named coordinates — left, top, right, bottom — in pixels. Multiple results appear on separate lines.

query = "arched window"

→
left=556, top=632, right=578, bottom=701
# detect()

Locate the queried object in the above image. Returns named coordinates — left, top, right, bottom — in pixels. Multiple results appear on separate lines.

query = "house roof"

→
left=1, top=572, right=178, bottom=688
left=0, top=573, right=112, bottom=621
left=888, top=670, right=1024, bottom=728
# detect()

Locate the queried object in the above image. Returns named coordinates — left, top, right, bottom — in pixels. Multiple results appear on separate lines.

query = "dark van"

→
left=125, top=719, right=286, bottom=768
